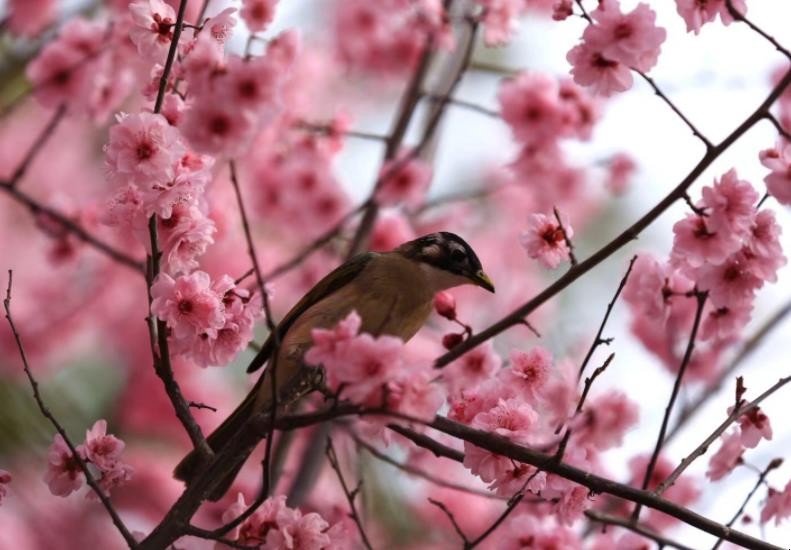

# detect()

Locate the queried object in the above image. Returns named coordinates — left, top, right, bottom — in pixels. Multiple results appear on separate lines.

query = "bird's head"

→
left=395, top=232, right=495, bottom=293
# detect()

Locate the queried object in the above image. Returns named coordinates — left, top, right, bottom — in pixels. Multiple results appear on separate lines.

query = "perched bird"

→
left=174, top=232, right=494, bottom=500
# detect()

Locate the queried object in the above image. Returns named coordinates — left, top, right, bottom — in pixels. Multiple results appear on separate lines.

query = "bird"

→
left=173, top=231, right=494, bottom=500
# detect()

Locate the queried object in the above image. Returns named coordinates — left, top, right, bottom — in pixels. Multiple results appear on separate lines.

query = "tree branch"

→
left=435, top=67, right=791, bottom=368
left=326, top=438, right=374, bottom=550
left=3, top=271, right=138, bottom=548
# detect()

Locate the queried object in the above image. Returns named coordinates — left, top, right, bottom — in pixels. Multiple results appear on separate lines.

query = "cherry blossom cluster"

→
left=220, top=493, right=347, bottom=549
left=446, top=344, right=644, bottom=524
left=708, top=402, right=773, bottom=481
left=44, top=420, right=133, bottom=499
left=26, top=16, right=136, bottom=122
left=151, top=271, right=262, bottom=367
left=305, top=311, right=444, bottom=426
left=624, top=170, right=785, bottom=381
left=567, top=0, right=666, bottom=97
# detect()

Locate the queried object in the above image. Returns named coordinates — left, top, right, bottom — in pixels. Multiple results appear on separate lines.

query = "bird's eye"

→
left=450, top=249, right=466, bottom=262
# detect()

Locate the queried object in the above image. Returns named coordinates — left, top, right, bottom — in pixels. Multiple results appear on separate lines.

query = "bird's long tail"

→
left=173, top=383, right=259, bottom=502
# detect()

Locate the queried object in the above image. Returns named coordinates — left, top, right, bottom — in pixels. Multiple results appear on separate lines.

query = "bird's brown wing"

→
left=246, top=252, right=376, bottom=373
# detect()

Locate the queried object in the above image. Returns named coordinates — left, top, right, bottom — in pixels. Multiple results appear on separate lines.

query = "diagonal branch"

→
left=632, top=291, right=707, bottom=520
left=326, top=439, right=374, bottom=550
left=656, top=376, right=791, bottom=495
left=3, top=271, right=138, bottom=548
left=435, top=67, right=791, bottom=369
left=5, top=105, right=66, bottom=188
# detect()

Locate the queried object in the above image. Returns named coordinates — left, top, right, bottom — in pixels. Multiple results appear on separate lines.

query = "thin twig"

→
left=0, top=178, right=145, bottom=274
left=428, top=498, right=470, bottom=545
left=656, top=375, right=791, bottom=495
left=188, top=401, right=217, bottom=413
left=586, top=511, right=696, bottom=550
left=325, top=439, right=374, bottom=550
left=229, top=159, right=279, bottom=497
left=667, top=299, right=791, bottom=444
left=422, top=93, right=499, bottom=118
left=294, top=121, right=389, bottom=143
left=435, top=66, right=791, bottom=368
left=3, top=271, right=138, bottom=548
left=764, top=112, right=791, bottom=141
left=553, top=206, right=578, bottom=266
left=577, top=255, right=637, bottom=380
left=7, top=105, right=66, bottom=188
left=725, top=0, right=791, bottom=59
left=633, top=291, right=707, bottom=520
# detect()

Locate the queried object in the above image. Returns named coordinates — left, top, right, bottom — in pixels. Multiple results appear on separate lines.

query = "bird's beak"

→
left=472, top=270, right=495, bottom=293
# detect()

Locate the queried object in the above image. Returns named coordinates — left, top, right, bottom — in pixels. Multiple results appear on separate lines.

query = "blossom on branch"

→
left=520, top=211, right=574, bottom=269
left=0, top=469, right=11, bottom=505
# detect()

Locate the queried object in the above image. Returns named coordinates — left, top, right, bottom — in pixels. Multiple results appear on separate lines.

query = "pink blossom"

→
left=443, top=340, right=502, bottom=396
left=105, top=112, right=186, bottom=187
left=606, top=153, right=636, bottom=195
left=567, top=40, right=633, bottom=97
left=266, top=509, right=331, bottom=550
left=476, top=0, right=524, bottom=46
left=369, top=211, right=415, bottom=252
left=159, top=203, right=216, bottom=275
left=553, top=0, right=574, bottom=21
left=7, top=0, right=57, bottom=37
left=733, top=407, right=773, bottom=449
left=699, top=303, right=752, bottom=343
left=93, top=463, right=134, bottom=498
left=26, top=39, right=90, bottom=109
left=82, top=420, right=124, bottom=471
left=385, top=366, right=444, bottom=421
left=129, top=0, right=177, bottom=60
left=44, top=434, right=85, bottom=497
left=670, top=214, right=741, bottom=273
left=706, top=430, right=743, bottom=481
left=306, top=312, right=405, bottom=404
left=304, top=311, right=361, bottom=368
left=181, top=100, right=257, bottom=156
left=471, top=398, right=538, bottom=441
left=573, top=390, right=639, bottom=451
left=696, top=252, right=762, bottom=309
left=761, top=480, right=791, bottom=526
left=506, top=346, right=551, bottom=400
left=150, top=271, right=226, bottom=342
left=376, top=152, right=432, bottom=208
left=675, top=0, right=747, bottom=35
left=585, top=0, right=666, bottom=72
left=555, top=484, right=591, bottom=526
left=760, top=142, right=791, bottom=205
left=743, top=209, right=786, bottom=283
left=221, top=493, right=288, bottom=546
left=520, top=212, right=573, bottom=269
left=433, top=291, right=457, bottom=320
left=220, top=55, right=280, bottom=115
left=700, top=169, right=757, bottom=237
left=557, top=77, right=599, bottom=140
left=205, top=7, right=237, bottom=44
left=241, top=0, right=278, bottom=32
left=0, top=469, right=11, bottom=505
left=499, top=72, right=564, bottom=146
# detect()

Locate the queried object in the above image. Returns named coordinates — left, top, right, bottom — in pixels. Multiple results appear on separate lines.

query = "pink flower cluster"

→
left=333, top=0, right=451, bottom=74
left=625, top=170, right=785, bottom=382
left=26, top=17, right=135, bottom=121
left=44, top=420, right=133, bottom=498
left=151, top=271, right=262, bottom=367
left=707, top=404, right=773, bottom=481
left=762, top=479, right=791, bottom=526
left=447, top=346, right=639, bottom=524
left=376, top=150, right=433, bottom=209
left=567, top=0, right=666, bottom=97
left=520, top=211, right=574, bottom=269
left=675, top=0, right=747, bottom=35
left=220, top=493, right=346, bottom=549
left=305, top=312, right=443, bottom=422
left=0, top=469, right=10, bottom=505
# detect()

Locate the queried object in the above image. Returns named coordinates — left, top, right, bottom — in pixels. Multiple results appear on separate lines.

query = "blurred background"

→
left=0, top=0, right=790, bottom=548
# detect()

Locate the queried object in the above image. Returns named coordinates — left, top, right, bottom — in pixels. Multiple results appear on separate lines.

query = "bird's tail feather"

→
left=173, top=385, right=259, bottom=502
